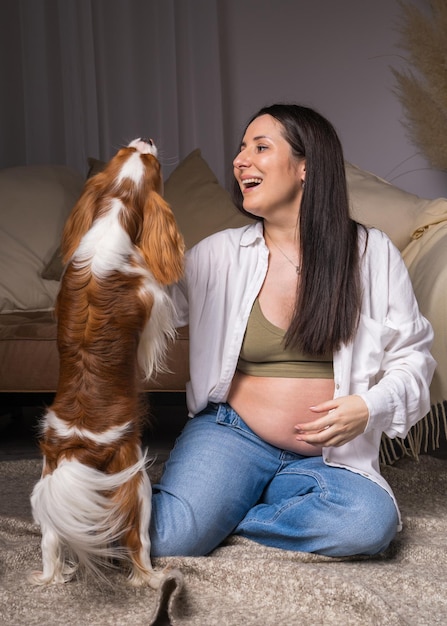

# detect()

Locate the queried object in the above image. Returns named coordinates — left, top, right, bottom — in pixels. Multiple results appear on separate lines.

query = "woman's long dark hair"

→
left=232, top=103, right=364, bottom=355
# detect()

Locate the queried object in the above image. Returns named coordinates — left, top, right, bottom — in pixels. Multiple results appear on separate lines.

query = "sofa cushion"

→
left=0, top=165, right=83, bottom=313
left=345, top=162, right=436, bottom=251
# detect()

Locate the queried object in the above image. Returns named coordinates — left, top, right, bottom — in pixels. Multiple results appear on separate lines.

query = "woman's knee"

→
left=361, top=504, right=399, bottom=555
left=150, top=491, right=204, bottom=556
left=150, top=520, right=207, bottom=557
left=331, top=493, right=399, bottom=556
left=150, top=492, right=230, bottom=557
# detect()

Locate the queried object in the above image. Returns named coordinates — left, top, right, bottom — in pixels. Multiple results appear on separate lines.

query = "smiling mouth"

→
left=242, top=177, right=262, bottom=189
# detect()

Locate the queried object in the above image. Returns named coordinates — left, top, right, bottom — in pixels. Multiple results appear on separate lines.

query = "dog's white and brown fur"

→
left=29, top=139, right=184, bottom=588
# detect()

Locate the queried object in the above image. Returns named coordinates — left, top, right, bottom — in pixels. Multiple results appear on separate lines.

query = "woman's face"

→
left=233, top=114, right=305, bottom=222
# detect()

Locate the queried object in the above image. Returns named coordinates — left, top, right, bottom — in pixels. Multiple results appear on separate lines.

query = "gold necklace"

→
left=264, top=228, right=301, bottom=275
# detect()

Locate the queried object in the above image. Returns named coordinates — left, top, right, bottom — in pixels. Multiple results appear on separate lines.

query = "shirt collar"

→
left=240, top=220, right=264, bottom=247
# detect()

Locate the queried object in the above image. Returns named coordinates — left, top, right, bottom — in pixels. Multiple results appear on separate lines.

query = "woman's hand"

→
left=294, top=395, right=369, bottom=448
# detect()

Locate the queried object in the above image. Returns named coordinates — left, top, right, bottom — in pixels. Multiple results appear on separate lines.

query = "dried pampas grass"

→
left=392, top=0, right=447, bottom=170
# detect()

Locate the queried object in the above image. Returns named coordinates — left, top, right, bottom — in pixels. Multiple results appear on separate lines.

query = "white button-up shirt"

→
left=170, top=221, right=436, bottom=525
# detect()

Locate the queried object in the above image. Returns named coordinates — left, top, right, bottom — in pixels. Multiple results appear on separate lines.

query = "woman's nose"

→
left=233, top=148, right=249, bottom=169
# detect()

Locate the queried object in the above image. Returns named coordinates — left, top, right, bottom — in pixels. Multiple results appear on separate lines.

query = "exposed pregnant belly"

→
left=227, top=370, right=335, bottom=455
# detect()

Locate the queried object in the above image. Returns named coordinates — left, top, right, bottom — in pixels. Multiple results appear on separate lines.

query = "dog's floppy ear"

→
left=60, top=177, right=104, bottom=265
left=138, top=191, right=184, bottom=285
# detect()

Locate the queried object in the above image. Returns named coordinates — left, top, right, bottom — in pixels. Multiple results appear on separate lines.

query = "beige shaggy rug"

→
left=1, top=455, right=446, bottom=625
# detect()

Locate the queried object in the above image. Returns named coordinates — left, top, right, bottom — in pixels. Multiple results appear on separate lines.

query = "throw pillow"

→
left=0, top=165, right=83, bottom=313
left=87, top=157, right=106, bottom=178
left=41, top=247, right=64, bottom=282
left=40, top=157, right=107, bottom=282
left=345, top=162, right=432, bottom=251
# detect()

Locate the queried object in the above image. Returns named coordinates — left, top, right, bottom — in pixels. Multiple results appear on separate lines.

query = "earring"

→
left=302, top=180, right=306, bottom=189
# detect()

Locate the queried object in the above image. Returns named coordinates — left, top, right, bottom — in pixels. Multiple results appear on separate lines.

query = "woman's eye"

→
left=256, top=145, right=268, bottom=152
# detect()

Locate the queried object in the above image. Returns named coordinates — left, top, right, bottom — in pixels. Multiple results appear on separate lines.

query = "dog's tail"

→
left=31, top=455, right=149, bottom=581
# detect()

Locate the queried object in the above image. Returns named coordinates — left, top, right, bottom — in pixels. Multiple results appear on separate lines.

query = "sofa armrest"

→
left=402, top=221, right=447, bottom=406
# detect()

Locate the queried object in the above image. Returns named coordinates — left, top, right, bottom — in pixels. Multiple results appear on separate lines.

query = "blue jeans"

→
left=150, top=403, right=398, bottom=557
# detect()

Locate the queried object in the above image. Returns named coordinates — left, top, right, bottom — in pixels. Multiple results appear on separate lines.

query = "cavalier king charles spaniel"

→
left=29, top=139, right=184, bottom=588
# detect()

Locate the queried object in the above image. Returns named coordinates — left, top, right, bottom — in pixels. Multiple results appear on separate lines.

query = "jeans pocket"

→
left=216, top=403, right=257, bottom=437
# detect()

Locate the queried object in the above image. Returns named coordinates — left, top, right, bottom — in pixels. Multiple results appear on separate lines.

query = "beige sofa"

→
left=1, top=149, right=446, bottom=453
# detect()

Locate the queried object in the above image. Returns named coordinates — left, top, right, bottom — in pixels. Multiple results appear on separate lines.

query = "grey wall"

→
left=2, top=0, right=445, bottom=200
left=218, top=0, right=447, bottom=198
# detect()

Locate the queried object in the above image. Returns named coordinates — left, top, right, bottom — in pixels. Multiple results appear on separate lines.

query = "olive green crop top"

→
left=237, top=298, right=333, bottom=379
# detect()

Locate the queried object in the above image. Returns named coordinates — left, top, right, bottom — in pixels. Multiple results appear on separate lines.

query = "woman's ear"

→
left=138, top=191, right=184, bottom=285
left=300, top=160, right=306, bottom=187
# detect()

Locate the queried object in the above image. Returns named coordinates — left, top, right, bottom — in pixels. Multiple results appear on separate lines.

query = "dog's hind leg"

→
left=28, top=525, right=75, bottom=585
left=123, top=469, right=167, bottom=589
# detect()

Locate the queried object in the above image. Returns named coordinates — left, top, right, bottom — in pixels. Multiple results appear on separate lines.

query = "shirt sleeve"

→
left=167, top=253, right=191, bottom=328
left=359, top=235, right=436, bottom=439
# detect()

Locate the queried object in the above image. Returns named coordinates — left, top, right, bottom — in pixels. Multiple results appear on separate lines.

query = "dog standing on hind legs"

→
left=29, top=138, right=184, bottom=588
